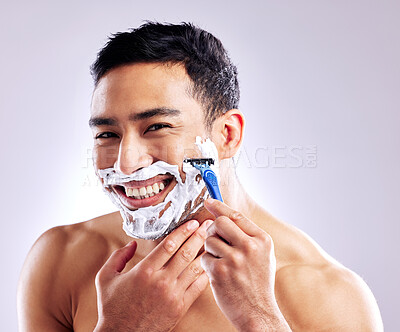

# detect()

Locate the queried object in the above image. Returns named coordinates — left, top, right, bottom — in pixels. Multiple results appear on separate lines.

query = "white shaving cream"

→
left=97, top=137, right=219, bottom=240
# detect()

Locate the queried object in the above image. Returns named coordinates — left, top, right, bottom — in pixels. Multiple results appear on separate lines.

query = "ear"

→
left=214, top=109, right=245, bottom=160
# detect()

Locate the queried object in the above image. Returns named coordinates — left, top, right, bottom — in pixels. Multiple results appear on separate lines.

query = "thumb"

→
left=103, top=240, right=138, bottom=275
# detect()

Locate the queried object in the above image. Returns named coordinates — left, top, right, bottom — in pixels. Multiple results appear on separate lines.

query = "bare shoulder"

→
left=254, top=211, right=383, bottom=331
left=21, top=212, right=120, bottom=279
left=275, top=259, right=383, bottom=331
left=17, top=212, right=121, bottom=331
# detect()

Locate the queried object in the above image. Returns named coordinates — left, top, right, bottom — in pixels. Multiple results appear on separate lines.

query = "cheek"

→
left=154, top=143, right=190, bottom=181
left=153, top=142, right=187, bottom=164
left=93, top=146, right=119, bottom=169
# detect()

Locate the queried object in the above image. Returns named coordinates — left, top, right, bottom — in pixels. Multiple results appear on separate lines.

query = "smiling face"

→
left=90, top=62, right=218, bottom=238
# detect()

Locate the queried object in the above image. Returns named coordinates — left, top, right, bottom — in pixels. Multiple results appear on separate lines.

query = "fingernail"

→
left=125, top=240, right=135, bottom=247
left=204, top=220, right=213, bottom=228
left=187, top=220, right=199, bottom=231
left=205, top=198, right=214, bottom=205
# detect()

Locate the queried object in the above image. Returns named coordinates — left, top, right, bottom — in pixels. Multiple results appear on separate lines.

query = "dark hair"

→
left=90, top=22, right=240, bottom=127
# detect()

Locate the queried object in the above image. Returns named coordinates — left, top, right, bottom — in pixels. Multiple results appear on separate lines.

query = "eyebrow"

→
left=89, top=107, right=181, bottom=128
left=129, top=107, right=181, bottom=121
left=88, top=117, right=117, bottom=127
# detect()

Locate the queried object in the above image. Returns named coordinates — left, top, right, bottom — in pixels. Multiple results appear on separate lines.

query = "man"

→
left=18, top=22, right=383, bottom=331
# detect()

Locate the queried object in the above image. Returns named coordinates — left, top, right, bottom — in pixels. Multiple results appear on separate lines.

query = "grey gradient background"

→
left=1, top=0, right=399, bottom=330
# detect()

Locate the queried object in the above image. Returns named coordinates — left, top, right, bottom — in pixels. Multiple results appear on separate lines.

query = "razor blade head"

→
left=183, top=158, right=215, bottom=166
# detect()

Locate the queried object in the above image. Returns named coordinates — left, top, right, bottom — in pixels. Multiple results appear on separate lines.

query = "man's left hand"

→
left=201, top=198, right=291, bottom=332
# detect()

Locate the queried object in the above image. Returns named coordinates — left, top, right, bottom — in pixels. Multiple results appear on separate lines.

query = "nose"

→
left=114, top=136, right=153, bottom=175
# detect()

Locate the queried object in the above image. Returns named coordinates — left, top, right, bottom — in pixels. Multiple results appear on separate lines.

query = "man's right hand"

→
left=94, top=219, right=211, bottom=332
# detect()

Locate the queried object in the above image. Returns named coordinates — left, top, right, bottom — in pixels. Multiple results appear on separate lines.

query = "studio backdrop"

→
left=0, top=0, right=398, bottom=330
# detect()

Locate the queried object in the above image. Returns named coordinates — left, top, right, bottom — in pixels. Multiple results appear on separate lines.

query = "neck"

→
left=219, top=158, right=259, bottom=217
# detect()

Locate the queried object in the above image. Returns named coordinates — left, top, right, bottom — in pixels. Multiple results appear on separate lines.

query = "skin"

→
left=17, top=63, right=384, bottom=332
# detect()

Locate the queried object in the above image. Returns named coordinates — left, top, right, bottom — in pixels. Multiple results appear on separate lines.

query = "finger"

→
left=200, top=252, right=218, bottom=280
left=145, top=220, right=199, bottom=270
left=204, top=234, right=233, bottom=258
left=204, top=198, right=261, bottom=236
left=200, top=252, right=228, bottom=283
left=183, top=271, right=209, bottom=309
left=207, top=216, right=245, bottom=246
left=102, top=241, right=137, bottom=275
left=166, top=220, right=212, bottom=277
left=177, top=253, right=204, bottom=289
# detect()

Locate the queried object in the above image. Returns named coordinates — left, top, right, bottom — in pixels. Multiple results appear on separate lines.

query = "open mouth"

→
left=112, top=174, right=175, bottom=209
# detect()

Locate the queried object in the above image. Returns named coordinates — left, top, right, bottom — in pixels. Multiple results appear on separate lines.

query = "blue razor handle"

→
left=202, top=168, right=223, bottom=202
left=192, top=164, right=223, bottom=202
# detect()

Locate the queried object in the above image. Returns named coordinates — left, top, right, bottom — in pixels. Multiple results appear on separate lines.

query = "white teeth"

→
left=132, top=188, right=139, bottom=197
left=152, top=183, right=160, bottom=194
left=146, top=186, right=153, bottom=195
left=139, top=187, right=147, bottom=196
left=124, top=181, right=167, bottom=199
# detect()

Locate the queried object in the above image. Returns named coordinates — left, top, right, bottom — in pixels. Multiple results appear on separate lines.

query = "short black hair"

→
left=90, top=22, right=240, bottom=127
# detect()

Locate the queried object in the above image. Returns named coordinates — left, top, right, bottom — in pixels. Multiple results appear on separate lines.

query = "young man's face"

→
left=90, top=63, right=214, bottom=220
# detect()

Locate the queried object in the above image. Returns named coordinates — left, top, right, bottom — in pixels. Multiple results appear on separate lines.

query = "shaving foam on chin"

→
left=97, top=137, right=219, bottom=240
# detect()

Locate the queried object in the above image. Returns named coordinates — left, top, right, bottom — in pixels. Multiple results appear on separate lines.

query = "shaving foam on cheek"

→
left=97, top=136, right=219, bottom=240
left=190, top=136, right=220, bottom=177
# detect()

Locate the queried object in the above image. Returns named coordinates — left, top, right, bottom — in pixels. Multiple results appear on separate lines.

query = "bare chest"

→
left=71, top=278, right=236, bottom=332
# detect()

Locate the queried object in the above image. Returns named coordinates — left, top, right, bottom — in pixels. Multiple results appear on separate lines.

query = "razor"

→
left=183, top=158, right=223, bottom=202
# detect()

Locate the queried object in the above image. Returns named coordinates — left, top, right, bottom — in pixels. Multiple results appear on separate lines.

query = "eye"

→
left=95, top=132, right=118, bottom=139
left=145, top=123, right=172, bottom=133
